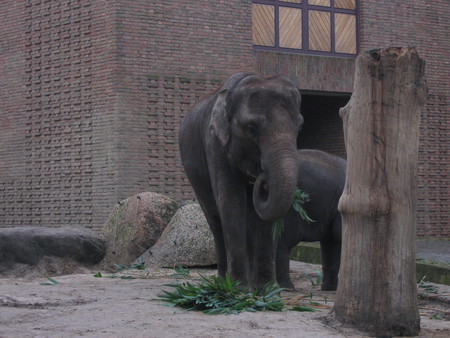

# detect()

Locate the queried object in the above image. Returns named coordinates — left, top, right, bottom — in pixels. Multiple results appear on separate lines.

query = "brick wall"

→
left=254, top=51, right=355, bottom=93
left=1, top=0, right=448, bottom=237
left=0, top=0, right=127, bottom=230
left=0, top=0, right=254, bottom=231
left=111, top=0, right=254, bottom=207
left=0, top=1, right=28, bottom=227
left=359, top=0, right=450, bottom=236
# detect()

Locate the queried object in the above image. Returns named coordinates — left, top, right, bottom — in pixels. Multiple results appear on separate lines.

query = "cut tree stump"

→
left=334, top=47, right=427, bottom=336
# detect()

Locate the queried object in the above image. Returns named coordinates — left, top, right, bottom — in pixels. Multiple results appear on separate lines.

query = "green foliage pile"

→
left=158, top=274, right=285, bottom=315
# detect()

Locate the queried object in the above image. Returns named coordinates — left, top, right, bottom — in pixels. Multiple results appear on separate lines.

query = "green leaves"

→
left=93, top=258, right=146, bottom=279
left=271, top=218, right=285, bottom=241
left=272, top=188, right=314, bottom=240
left=292, top=188, right=315, bottom=223
left=158, top=267, right=333, bottom=315
left=40, top=277, right=61, bottom=286
left=172, top=265, right=190, bottom=278
left=158, top=274, right=285, bottom=315
left=304, top=269, right=323, bottom=287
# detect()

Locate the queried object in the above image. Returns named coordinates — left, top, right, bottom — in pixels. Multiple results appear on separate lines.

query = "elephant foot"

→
left=321, top=277, right=338, bottom=291
left=277, top=278, right=295, bottom=291
left=321, top=269, right=338, bottom=291
left=321, top=283, right=337, bottom=291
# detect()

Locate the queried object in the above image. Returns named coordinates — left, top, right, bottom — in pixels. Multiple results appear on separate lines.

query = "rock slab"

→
left=139, top=203, right=216, bottom=267
left=0, top=227, right=105, bottom=276
left=102, top=192, right=178, bottom=267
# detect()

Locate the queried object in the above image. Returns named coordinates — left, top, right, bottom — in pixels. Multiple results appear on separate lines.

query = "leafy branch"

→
left=40, top=277, right=61, bottom=286
left=158, top=273, right=285, bottom=315
left=272, top=188, right=314, bottom=240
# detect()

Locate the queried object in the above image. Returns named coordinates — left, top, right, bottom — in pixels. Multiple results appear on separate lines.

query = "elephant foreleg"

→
left=253, top=221, right=277, bottom=290
left=276, top=244, right=294, bottom=290
left=204, top=214, right=227, bottom=278
left=215, top=185, right=250, bottom=285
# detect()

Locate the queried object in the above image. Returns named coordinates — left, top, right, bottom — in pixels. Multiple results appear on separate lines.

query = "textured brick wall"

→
left=0, top=0, right=253, bottom=231
left=359, top=0, right=450, bottom=237
left=254, top=51, right=355, bottom=93
left=0, top=0, right=104, bottom=228
left=108, top=0, right=254, bottom=207
left=1, top=1, right=448, bottom=237
left=0, top=1, right=28, bottom=227
left=0, top=0, right=126, bottom=230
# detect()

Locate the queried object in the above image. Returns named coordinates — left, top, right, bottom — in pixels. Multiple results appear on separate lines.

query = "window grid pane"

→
left=309, top=10, right=331, bottom=51
left=252, top=4, right=275, bottom=47
left=251, top=0, right=357, bottom=56
left=335, top=0, right=356, bottom=10
left=279, top=7, right=302, bottom=49
left=335, top=13, right=356, bottom=54
left=308, top=0, right=330, bottom=7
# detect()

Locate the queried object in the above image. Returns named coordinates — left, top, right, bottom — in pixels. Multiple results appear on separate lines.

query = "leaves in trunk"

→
left=272, top=218, right=285, bottom=241
left=292, top=188, right=315, bottom=223
left=272, top=188, right=314, bottom=240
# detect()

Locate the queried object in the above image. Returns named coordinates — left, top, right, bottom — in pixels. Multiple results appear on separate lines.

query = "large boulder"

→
left=102, top=192, right=178, bottom=267
left=0, top=227, right=105, bottom=277
left=139, top=203, right=216, bottom=268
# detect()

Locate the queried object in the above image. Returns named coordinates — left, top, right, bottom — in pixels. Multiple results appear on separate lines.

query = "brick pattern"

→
left=0, top=0, right=448, bottom=237
left=255, top=51, right=355, bottom=93
left=0, top=1, right=28, bottom=227
left=106, top=0, right=254, bottom=207
left=22, top=0, right=93, bottom=227
left=147, top=75, right=222, bottom=201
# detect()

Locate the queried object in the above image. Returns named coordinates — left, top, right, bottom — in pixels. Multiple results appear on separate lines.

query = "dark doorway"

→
left=297, top=93, right=350, bottom=158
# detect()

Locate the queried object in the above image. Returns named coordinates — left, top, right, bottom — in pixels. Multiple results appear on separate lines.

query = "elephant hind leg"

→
left=191, top=187, right=228, bottom=278
left=205, top=214, right=227, bottom=278
left=320, top=216, right=342, bottom=291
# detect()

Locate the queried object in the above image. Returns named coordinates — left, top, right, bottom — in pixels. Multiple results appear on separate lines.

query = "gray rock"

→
left=139, top=203, right=216, bottom=268
left=102, top=192, right=178, bottom=267
left=0, top=227, right=105, bottom=276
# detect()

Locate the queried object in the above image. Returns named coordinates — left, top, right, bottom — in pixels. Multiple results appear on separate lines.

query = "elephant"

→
left=179, top=72, right=304, bottom=290
left=276, top=149, right=345, bottom=291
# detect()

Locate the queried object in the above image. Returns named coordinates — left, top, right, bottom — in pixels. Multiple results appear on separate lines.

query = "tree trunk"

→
left=334, top=47, right=427, bottom=336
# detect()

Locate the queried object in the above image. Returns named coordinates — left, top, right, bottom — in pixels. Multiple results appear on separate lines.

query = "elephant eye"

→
left=244, top=124, right=259, bottom=138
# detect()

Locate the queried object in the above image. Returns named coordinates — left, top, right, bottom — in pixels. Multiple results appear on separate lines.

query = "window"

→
left=252, top=0, right=358, bottom=57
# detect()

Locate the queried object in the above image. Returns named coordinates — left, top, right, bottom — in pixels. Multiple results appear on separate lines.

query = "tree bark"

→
left=334, top=47, right=427, bottom=336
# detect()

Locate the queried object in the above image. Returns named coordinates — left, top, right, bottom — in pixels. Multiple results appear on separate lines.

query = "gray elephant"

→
left=179, top=73, right=303, bottom=290
left=276, top=149, right=345, bottom=291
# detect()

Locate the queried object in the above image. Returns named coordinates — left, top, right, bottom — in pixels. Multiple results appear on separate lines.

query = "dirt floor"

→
left=0, top=261, right=449, bottom=338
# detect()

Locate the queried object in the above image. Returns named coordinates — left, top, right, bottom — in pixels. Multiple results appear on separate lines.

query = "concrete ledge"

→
left=290, top=242, right=322, bottom=265
left=290, top=243, right=450, bottom=286
left=416, top=261, right=450, bottom=286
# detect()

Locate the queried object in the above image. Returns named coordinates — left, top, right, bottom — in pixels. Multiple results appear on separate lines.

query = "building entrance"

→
left=297, top=92, right=350, bottom=159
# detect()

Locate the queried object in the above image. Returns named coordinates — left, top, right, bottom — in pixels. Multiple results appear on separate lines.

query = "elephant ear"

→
left=210, top=89, right=230, bottom=147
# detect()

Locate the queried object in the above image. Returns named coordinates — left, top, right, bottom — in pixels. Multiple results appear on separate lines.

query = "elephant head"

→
left=209, top=74, right=303, bottom=221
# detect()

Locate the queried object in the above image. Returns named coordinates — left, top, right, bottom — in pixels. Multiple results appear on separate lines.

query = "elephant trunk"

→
left=253, top=141, right=298, bottom=221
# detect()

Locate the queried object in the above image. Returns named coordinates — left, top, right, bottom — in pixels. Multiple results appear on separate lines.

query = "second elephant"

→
left=277, top=149, right=346, bottom=291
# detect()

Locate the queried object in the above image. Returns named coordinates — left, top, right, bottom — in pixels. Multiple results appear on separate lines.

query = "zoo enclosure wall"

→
left=0, top=0, right=448, bottom=238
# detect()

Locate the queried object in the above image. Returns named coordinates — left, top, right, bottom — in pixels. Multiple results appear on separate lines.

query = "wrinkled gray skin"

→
left=179, top=73, right=303, bottom=290
left=277, top=149, right=346, bottom=291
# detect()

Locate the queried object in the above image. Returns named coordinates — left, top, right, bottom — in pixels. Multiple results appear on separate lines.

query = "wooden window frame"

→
left=252, top=0, right=359, bottom=58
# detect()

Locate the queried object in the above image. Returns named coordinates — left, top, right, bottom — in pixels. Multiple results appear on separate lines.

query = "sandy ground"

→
left=0, top=261, right=449, bottom=338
